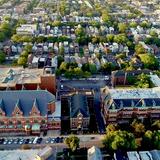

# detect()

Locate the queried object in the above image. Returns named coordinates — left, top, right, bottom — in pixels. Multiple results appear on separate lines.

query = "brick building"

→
left=111, top=69, right=151, bottom=87
left=0, top=90, right=61, bottom=135
left=61, top=90, right=94, bottom=133
left=101, top=87, right=160, bottom=125
left=69, top=94, right=90, bottom=132
left=0, top=67, right=56, bottom=94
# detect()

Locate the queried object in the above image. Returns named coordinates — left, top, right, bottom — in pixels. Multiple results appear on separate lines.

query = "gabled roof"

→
left=0, top=90, right=55, bottom=117
left=31, top=98, right=40, bottom=114
left=108, top=98, right=160, bottom=110
left=70, top=94, right=90, bottom=118
left=33, top=98, right=39, bottom=110
left=14, top=99, right=22, bottom=113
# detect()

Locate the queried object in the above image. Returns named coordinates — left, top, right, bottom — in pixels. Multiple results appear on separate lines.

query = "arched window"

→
left=34, top=120, right=38, bottom=123
left=26, top=120, right=30, bottom=124
left=8, top=121, right=13, bottom=125
left=17, top=121, right=21, bottom=124
left=41, top=120, right=46, bottom=124
left=0, top=121, right=4, bottom=125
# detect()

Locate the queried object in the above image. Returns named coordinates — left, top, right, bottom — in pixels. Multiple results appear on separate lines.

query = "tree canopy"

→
left=64, top=135, right=80, bottom=152
left=0, top=51, right=5, bottom=63
left=103, top=130, right=137, bottom=152
left=138, top=54, right=159, bottom=70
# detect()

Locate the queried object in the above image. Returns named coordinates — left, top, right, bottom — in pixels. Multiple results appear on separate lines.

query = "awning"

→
left=0, top=125, right=6, bottom=129
left=25, top=124, right=31, bottom=130
left=32, top=124, right=40, bottom=131
left=8, top=125, right=14, bottom=129
left=17, top=124, right=23, bottom=128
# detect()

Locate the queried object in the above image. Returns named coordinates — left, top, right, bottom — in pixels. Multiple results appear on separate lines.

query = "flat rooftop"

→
left=109, top=87, right=160, bottom=99
left=0, top=67, right=44, bottom=87
left=0, top=149, right=40, bottom=160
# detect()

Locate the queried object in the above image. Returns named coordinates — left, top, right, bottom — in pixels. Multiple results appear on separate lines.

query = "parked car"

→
left=37, top=138, right=42, bottom=144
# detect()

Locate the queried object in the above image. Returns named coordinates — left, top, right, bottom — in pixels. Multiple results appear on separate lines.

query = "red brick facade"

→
left=103, top=104, right=160, bottom=125
left=0, top=101, right=60, bottom=135
left=0, top=75, right=56, bottom=95
left=40, top=75, right=56, bottom=94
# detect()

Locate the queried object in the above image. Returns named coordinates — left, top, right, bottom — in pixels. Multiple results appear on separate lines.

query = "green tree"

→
left=17, top=18, right=27, bottom=26
left=152, top=120, right=160, bottom=130
left=113, top=34, right=128, bottom=44
left=153, top=131, right=160, bottom=149
left=106, top=124, right=118, bottom=133
left=64, top=135, right=80, bottom=152
left=92, top=36, right=99, bottom=44
left=0, top=22, right=12, bottom=37
left=103, top=130, right=137, bottom=152
left=17, top=56, right=27, bottom=67
left=118, top=23, right=128, bottom=33
left=101, top=10, right=111, bottom=23
left=140, top=21, right=150, bottom=28
left=135, top=44, right=146, bottom=55
left=75, top=25, right=85, bottom=37
left=59, top=46, right=64, bottom=55
left=55, top=69, right=61, bottom=76
left=100, top=62, right=116, bottom=74
left=21, top=51, right=29, bottom=58
left=106, top=34, right=114, bottom=43
left=89, top=63, right=97, bottom=74
left=115, top=53, right=126, bottom=60
left=0, top=51, right=5, bottom=63
left=126, top=76, right=136, bottom=85
left=52, top=20, right=62, bottom=27
left=59, top=62, right=68, bottom=72
left=24, top=44, right=32, bottom=53
left=131, top=120, right=145, bottom=137
left=135, top=73, right=151, bottom=88
left=0, top=32, right=5, bottom=42
left=142, top=130, right=153, bottom=150
left=35, top=36, right=46, bottom=43
left=21, top=36, right=32, bottom=42
left=150, top=30, right=158, bottom=37
left=11, top=34, right=21, bottom=43
left=129, top=21, right=138, bottom=28
left=57, top=55, right=64, bottom=68
left=139, top=54, right=159, bottom=70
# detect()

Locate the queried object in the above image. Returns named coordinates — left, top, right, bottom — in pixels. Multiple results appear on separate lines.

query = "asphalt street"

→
left=0, top=134, right=104, bottom=150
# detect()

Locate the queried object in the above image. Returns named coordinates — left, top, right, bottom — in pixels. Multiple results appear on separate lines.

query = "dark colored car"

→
left=37, top=138, right=43, bottom=144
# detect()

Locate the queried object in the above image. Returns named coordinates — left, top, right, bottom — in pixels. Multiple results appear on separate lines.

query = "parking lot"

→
left=0, top=136, right=64, bottom=146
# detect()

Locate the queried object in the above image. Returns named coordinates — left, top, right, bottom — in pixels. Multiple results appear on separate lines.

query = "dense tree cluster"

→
left=127, top=73, right=153, bottom=88
left=103, top=119, right=160, bottom=152
left=17, top=44, right=32, bottom=67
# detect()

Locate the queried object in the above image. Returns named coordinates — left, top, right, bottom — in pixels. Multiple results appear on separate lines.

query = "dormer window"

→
left=78, top=112, right=83, bottom=120
left=30, top=98, right=40, bottom=116
left=33, top=112, right=37, bottom=115
left=13, top=99, right=23, bottom=116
